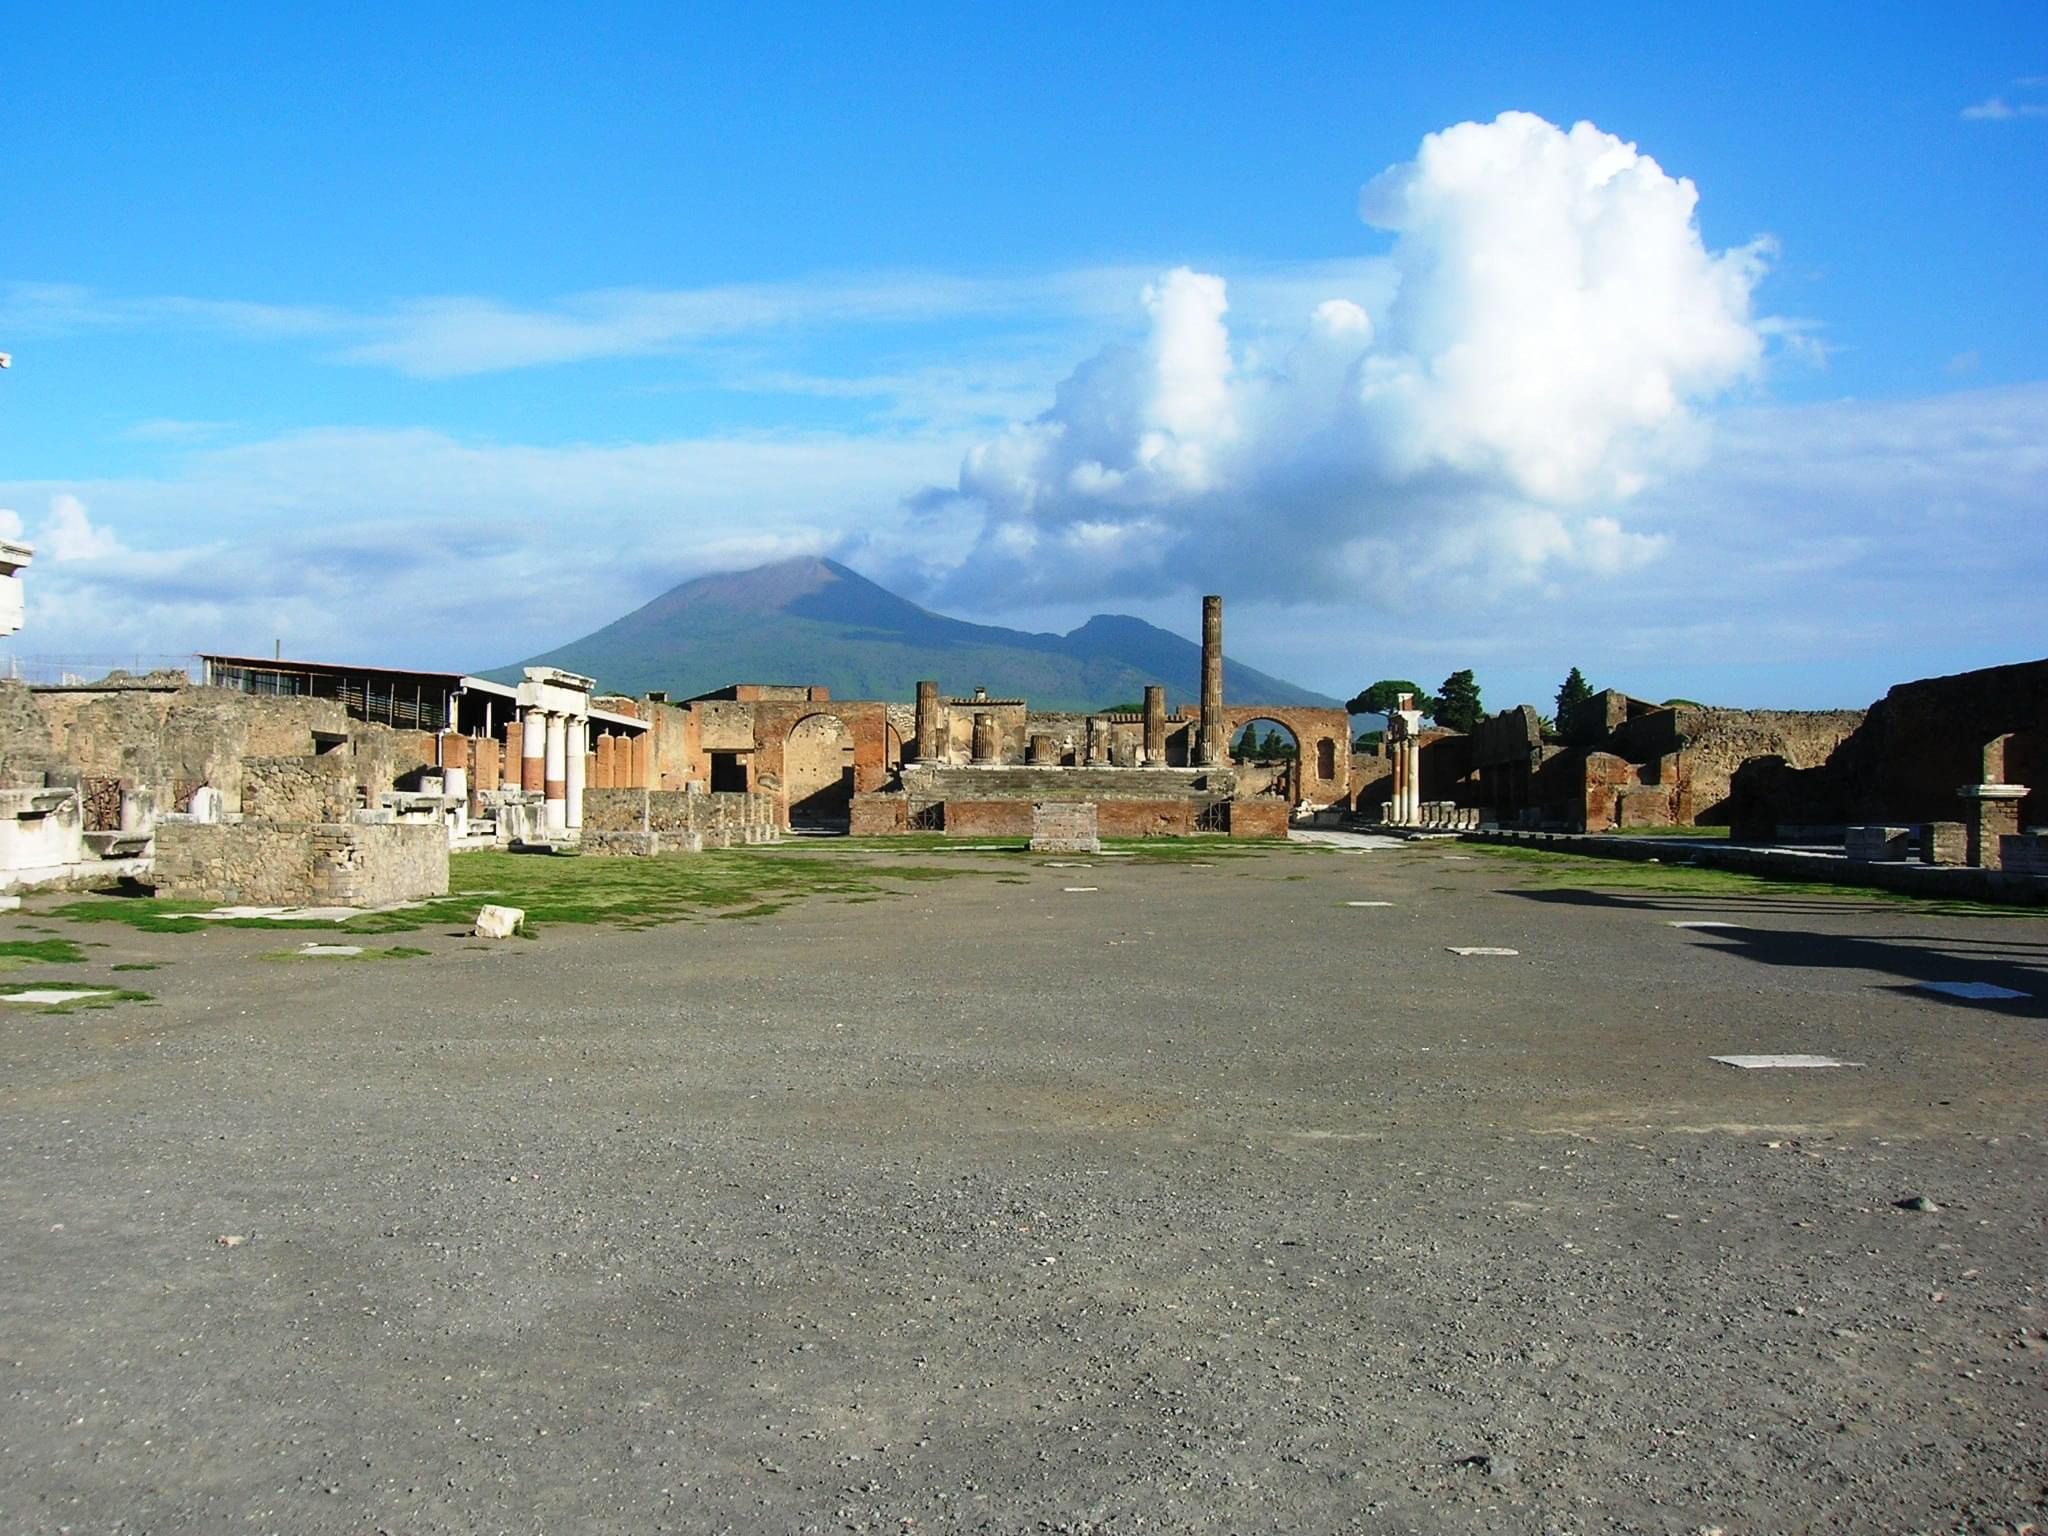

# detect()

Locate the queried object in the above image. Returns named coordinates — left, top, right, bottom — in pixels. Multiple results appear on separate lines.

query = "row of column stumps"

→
left=909, top=594, right=1223, bottom=768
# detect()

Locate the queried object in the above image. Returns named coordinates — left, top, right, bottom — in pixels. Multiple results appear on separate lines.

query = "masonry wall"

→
left=241, top=755, right=360, bottom=822
left=26, top=682, right=433, bottom=815
left=152, top=820, right=449, bottom=905
left=581, top=787, right=779, bottom=847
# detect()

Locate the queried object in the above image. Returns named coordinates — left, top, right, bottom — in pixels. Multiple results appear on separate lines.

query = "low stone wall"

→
left=153, top=820, right=449, bottom=905
left=850, top=794, right=907, bottom=836
left=1031, top=802, right=1100, bottom=854
left=1225, top=799, right=1290, bottom=839
left=581, top=787, right=779, bottom=848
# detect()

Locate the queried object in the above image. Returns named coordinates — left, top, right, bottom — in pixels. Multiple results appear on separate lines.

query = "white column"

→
left=520, top=706, right=546, bottom=794
left=544, top=711, right=567, bottom=833
left=565, top=716, right=587, bottom=830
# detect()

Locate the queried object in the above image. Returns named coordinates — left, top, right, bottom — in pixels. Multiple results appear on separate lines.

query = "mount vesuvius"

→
left=494, top=558, right=1337, bottom=713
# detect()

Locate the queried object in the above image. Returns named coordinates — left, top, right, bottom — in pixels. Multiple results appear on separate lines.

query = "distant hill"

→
left=492, top=557, right=1338, bottom=713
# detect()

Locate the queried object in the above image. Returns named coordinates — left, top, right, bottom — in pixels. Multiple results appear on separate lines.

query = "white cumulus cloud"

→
left=934, top=111, right=1774, bottom=606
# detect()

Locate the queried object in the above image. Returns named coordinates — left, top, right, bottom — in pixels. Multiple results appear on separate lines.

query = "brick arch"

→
left=784, top=712, right=855, bottom=826
left=1218, top=706, right=1351, bottom=807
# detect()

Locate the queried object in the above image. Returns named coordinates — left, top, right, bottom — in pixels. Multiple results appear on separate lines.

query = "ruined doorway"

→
left=1231, top=718, right=1299, bottom=802
left=709, top=751, right=748, bottom=793
left=785, top=713, right=855, bottom=828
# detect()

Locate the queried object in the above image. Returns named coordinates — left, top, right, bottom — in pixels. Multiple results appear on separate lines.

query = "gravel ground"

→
left=2, top=841, right=2045, bottom=1534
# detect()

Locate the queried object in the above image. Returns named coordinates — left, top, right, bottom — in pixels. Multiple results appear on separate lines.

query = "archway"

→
left=786, top=713, right=855, bottom=827
left=1231, top=717, right=1300, bottom=801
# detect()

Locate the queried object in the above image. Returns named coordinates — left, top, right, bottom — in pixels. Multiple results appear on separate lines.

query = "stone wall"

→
left=241, top=755, right=360, bottom=822
left=152, top=820, right=448, bottom=906
left=581, top=787, right=779, bottom=847
left=1669, top=708, right=1865, bottom=823
left=24, top=681, right=434, bottom=815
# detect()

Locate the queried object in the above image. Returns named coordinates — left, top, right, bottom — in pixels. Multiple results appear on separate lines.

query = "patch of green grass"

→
left=111, top=962, right=163, bottom=972
left=57, top=847, right=980, bottom=936
left=0, top=938, right=89, bottom=970
left=1462, top=843, right=2039, bottom=918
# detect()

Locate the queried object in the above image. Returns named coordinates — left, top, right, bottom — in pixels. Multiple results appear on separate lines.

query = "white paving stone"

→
left=1447, top=946, right=1518, bottom=957
left=1669, top=920, right=1738, bottom=929
left=1345, top=901, right=1395, bottom=908
left=298, top=944, right=364, bottom=957
left=2, top=988, right=113, bottom=1005
left=1063, top=887, right=1100, bottom=893
left=1711, top=1054, right=1863, bottom=1070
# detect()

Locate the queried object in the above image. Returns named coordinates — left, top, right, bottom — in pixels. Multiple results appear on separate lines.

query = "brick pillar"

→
left=971, top=712, right=996, bottom=764
left=916, top=680, right=943, bottom=762
left=441, top=731, right=472, bottom=813
left=1960, top=787, right=2025, bottom=869
left=633, top=732, right=651, bottom=789
left=595, top=732, right=615, bottom=789
left=1199, top=594, right=1224, bottom=766
left=475, top=735, right=498, bottom=795
left=1143, top=686, right=1166, bottom=764
left=504, top=720, right=524, bottom=789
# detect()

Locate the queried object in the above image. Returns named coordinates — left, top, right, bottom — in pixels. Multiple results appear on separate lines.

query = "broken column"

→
left=1028, top=733, right=1059, bottom=765
left=1959, top=733, right=2028, bottom=870
left=915, top=680, right=943, bottom=762
left=1143, top=685, right=1166, bottom=764
left=1085, top=717, right=1112, bottom=766
left=1199, top=594, right=1224, bottom=767
left=971, top=712, right=997, bottom=764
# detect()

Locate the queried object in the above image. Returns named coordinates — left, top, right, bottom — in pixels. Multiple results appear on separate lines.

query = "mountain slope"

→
left=495, top=558, right=1338, bottom=712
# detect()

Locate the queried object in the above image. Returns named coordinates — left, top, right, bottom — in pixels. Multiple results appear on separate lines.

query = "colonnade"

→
left=496, top=707, right=650, bottom=834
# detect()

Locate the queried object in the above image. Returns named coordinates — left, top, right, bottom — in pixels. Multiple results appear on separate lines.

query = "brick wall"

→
left=152, top=820, right=448, bottom=905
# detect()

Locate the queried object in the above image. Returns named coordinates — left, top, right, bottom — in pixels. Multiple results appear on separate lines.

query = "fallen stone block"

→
left=474, top=904, right=525, bottom=939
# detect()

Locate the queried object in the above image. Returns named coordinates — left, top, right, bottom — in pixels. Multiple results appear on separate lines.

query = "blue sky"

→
left=2, top=2, right=2044, bottom=710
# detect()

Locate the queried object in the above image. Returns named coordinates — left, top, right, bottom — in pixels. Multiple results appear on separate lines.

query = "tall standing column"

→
left=520, top=709, right=546, bottom=794
left=565, top=717, right=587, bottom=830
left=1142, top=685, right=1166, bottom=764
left=1199, top=595, right=1225, bottom=767
left=544, top=712, right=567, bottom=833
left=915, top=680, right=943, bottom=762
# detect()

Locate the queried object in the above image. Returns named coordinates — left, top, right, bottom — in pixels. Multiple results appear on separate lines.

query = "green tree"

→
left=1433, top=670, right=1484, bottom=733
left=1233, top=725, right=1261, bottom=760
left=1353, top=729, right=1385, bottom=751
left=1554, top=667, right=1593, bottom=726
left=1345, top=679, right=1432, bottom=719
left=1264, top=728, right=1292, bottom=760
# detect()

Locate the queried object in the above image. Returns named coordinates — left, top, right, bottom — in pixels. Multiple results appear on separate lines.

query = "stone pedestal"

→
left=1921, top=821, right=1967, bottom=866
left=1959, top=783, right=2027, bottom=869
left=1028, top=733, right=1059, bottom=766
left=1845, top=825, right=1910, bottom=862
left=1030, top=801, right=1100, bottom=854
left=971, top=712, right=997, bottom=764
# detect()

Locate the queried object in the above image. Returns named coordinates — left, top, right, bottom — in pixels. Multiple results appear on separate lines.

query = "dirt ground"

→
left=1, top=840, right=2044, bottom=1534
